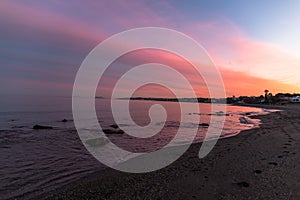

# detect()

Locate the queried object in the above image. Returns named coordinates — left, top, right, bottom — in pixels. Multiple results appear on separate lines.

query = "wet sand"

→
left=40, top=105, right=300, bottom=200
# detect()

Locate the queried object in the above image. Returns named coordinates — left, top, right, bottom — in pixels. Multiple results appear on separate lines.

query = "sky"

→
left=1, top=0, right=300, bottom=98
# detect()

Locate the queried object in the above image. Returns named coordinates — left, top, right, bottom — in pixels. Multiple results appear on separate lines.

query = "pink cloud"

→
left=184, top=19, right=300, bottom=87
left=96, top=46, right=300, bottom=98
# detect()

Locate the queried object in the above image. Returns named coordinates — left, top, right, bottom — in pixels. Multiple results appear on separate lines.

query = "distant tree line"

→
left=127, top=91, right=300, bottom=105
left=227, top=91, right=300, bottom=105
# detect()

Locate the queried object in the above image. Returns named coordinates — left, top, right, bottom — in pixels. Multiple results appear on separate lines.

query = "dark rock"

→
left=103, top=129, right=124, bottom=134
left=33, top=125, right=53, bottom=130
left=254, top=170, right=262, bottom=174
left=110, top=124, right=119, bottom=129
left=102, top=129, right=114, bottom=134
left=209, top=112, right=229, bottom=116
left=235, top=181, right=250, bottom=187
left=239, top=117, right=251, bottom=124
left=198, top=123, right=209, bottom=127
left=278, top=155, right=283, bottom=158
left=62, top=119, right=68, bottom=122
left=268, top=162, right=278, bottom=166
left=216, top=111, right=229, bottom=116
left=116, top=130, right=125, bottom=134
left=12, top=126, right=25, bottom=129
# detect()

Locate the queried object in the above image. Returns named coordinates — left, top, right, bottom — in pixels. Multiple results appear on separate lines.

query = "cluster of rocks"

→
left=32, top=119, right=70, bottom=130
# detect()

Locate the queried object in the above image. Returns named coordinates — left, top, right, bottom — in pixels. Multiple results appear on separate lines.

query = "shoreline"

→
left=231, top=102, right=299, bottom=110
left=38, top=104, right=300, bottom=199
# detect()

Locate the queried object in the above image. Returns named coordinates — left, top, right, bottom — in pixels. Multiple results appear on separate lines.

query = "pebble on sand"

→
left=235, top=181, right=250, bottom=188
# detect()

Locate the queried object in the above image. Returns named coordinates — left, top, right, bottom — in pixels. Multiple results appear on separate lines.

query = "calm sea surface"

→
left=0, top=95, right=272, bottom=199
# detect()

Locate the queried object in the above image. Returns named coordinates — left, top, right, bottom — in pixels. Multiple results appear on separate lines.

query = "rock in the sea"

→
left=33, top=125, right=53, bottom=130
left=239, top=117, right=254, bottom=124
left=103, top=129, right=124, bottom=134
left=110, top=124, right=119, bottom=129
left=216, top=112, right=229, bottom=116
left=199, top=123, right=209, bottom=127
left=12, top=126, right=25, bottom=129
left=209, top=111, right=229, bottom=116
left=61, top=119, right=68, bottom=122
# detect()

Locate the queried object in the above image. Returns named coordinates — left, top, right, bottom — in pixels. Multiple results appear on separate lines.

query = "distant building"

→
left=290, top=96, right=300, bottom=103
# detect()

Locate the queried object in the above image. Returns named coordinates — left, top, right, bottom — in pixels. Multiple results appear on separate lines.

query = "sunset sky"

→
left=1, top=0, right=300, bottom=97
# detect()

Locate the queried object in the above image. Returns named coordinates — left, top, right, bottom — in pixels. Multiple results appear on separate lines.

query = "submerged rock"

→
left=86, top=137, right=109, bottom=147
left=33, top=125, right=53, bottom=130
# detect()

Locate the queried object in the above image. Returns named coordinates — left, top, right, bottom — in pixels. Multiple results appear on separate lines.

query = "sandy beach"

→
left=37, top=104, right=300, bottom=200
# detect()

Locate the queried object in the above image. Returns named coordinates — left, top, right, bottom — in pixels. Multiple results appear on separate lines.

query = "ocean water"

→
left=0, top=95, right=272, bottom=199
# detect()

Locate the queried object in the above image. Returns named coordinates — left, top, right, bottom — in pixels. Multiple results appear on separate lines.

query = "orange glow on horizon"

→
left=97, top=49, right=300, bottom=98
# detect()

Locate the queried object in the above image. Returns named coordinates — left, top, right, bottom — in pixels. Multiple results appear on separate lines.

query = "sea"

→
left=0, top=95, right=274, bottom=199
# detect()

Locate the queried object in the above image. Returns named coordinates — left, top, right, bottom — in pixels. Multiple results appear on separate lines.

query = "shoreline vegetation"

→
left=39, top=104, right=300, bottom=200
left=117, top=92, right=300, bottom=105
